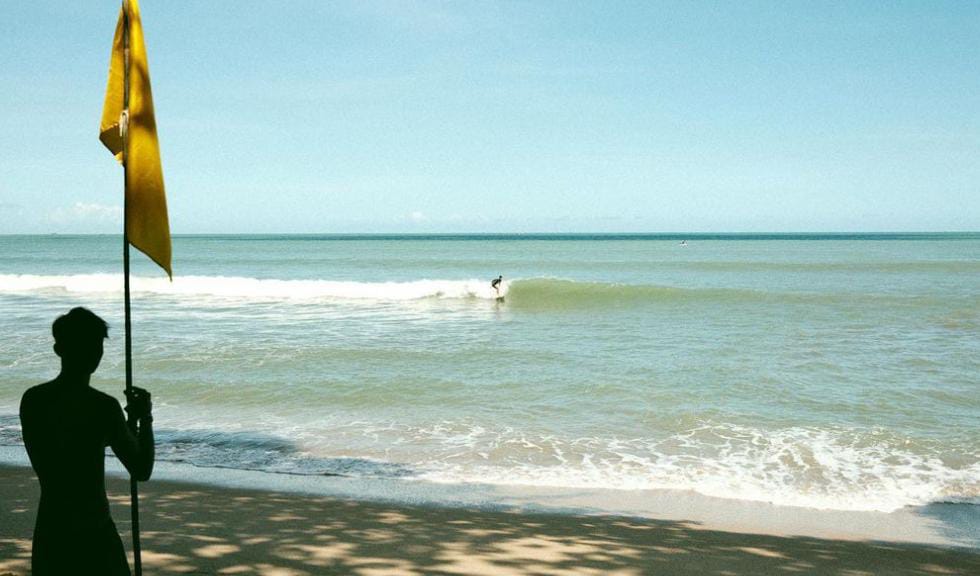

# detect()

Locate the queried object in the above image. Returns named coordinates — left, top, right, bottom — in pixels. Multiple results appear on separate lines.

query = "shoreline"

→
left=2, top=464, right=979, bottom=576
left=1, top=446, right=978, bottom=551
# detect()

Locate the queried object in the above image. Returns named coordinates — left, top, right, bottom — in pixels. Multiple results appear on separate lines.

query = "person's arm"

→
left=19, top=389, right=46, bottom=477
left=108, top=387, right=154, bottom=481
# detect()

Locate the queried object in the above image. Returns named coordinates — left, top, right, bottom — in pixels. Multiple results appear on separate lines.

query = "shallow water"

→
left=1, top=234, right=977, bottom=512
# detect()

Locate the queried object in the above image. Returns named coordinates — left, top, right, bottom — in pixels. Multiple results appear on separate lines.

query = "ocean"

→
left=1, top=234, right=977, bottom=516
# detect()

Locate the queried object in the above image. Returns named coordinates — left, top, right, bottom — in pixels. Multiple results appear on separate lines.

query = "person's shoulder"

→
left=85, top=389, right=126, bottom=424
left=21, top=380, right=55, bottom=402
left=88, top=387, right=122, bottom=407
left=20, top=380, right=56, bottom=415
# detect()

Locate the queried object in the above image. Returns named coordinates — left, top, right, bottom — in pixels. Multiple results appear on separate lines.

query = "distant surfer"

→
left=491, top=275, right=503, bottom=299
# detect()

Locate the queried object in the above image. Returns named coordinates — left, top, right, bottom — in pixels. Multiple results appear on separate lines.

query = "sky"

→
left=1, top=1, right=978, bottom=234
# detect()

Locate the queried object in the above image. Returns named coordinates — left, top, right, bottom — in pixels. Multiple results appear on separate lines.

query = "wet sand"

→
left=1, top=464, right=977, bottom=575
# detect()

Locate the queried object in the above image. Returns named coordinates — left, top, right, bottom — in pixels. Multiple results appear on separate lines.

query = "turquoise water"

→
left=0, top=234, right=977, bottom=512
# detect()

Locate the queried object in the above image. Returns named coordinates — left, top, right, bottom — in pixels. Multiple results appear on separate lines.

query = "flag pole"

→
left=121, top=1, right=144, bottom=575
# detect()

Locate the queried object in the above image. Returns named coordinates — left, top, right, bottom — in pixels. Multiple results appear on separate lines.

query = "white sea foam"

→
left=159, top=419, right=978, bottom=512
left=0, top=274, right=507, bottom=302
left=2, top=408, right=977, bottom=512
left=128, top=416, right=978, bottom=513
left=380, top=422, right=980, bottom=512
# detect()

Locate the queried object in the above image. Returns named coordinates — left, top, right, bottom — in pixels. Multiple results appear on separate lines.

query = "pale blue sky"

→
left=1, top=1, right=978, bottom=233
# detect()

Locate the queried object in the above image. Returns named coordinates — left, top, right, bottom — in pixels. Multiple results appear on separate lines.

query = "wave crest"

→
left=0, top=274, right=506, bottom=302
left=0, top=273, right=948, bottom=311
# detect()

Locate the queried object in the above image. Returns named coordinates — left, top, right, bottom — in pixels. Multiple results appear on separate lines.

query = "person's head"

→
left=52, top=307, right=108, bottom=375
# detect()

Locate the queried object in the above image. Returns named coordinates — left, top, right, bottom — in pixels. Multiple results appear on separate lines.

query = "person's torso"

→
left=25, top=384, right=116, bottom=521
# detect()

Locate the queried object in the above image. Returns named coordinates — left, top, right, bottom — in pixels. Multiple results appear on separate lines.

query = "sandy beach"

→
left=1, top=464, right=977, bottom=576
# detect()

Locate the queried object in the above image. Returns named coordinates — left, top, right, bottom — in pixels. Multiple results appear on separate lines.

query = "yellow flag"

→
left=100, top=0, right=171, bottom=278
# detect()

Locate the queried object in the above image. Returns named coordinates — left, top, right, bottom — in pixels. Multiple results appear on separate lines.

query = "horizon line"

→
left=3, top=231, right=978, bottom=239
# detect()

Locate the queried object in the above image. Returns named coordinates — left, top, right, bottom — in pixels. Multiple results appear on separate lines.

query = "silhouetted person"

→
left=491, top=275, right=503, bottom=297
left=20, top=307, right=154, bottom=576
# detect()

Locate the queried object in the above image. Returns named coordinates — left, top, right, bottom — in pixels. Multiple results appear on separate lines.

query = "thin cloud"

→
left=49, top=202, right=123, bottom=225
left=0, top=202, right=24, bottom=213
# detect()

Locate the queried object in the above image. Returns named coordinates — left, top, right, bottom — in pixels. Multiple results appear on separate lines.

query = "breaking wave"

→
left=0, top=273, right=919, bottom=309
left=3, top=415, right=974, bottom=512
left=0, top=274, right=505, bottom=302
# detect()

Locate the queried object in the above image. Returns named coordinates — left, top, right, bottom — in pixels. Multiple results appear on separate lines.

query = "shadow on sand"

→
left=1, top=466, right=978, bottom=576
